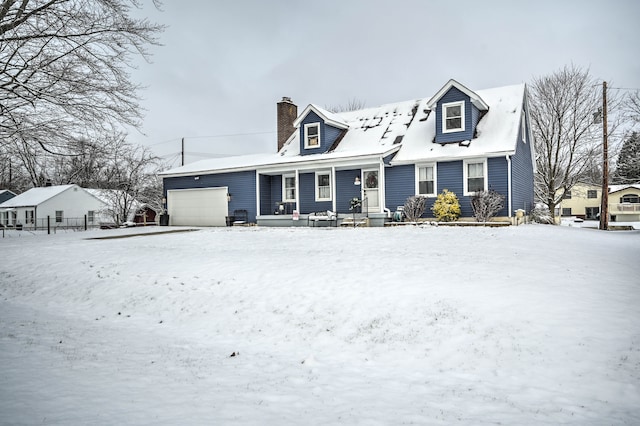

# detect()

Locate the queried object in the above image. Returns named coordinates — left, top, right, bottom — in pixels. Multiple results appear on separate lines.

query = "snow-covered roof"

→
left=426, top=79, right=490, bottom=111
left=609, top=184, right=640, bottom=194
left=0, top=189, right=16, bottom=196
left=293, top=104, right=349, bottom=129
left=0, top=184, right=78, bottom=208
left=161, top=82, right=526, bottom=177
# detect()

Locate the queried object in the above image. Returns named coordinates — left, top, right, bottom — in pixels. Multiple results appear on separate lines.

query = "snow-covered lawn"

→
left=1, top=225, right=639, bottom=425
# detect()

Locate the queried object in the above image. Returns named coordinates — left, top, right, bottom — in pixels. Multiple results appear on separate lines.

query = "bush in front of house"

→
left=470, top=190, right=505, bottom=222
left=403, top=196, right=427, bottom=222
left=431, top=189, right=461, bottom=222
left=531, top=203, right=554, bottom=224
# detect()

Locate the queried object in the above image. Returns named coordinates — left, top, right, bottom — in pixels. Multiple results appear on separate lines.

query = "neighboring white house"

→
left=0, top=184, right=108, bottom=229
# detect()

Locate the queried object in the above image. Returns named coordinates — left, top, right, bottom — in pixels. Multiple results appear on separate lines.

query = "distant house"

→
left=86, top=189, right=158, bottom=226
left=0, top=184, right=107, bottom=229
left=160, top=79, right=536, bottom=226
left=557, top=182, right=640, bottom=222
left=0, top=189, right=16, bottom=204
left=609, top=184, right=640, bottom=222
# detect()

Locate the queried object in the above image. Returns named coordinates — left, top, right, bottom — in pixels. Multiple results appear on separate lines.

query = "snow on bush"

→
left=531, top=203, right=554, bottom=224
left=470, top=190, right=505, bottom=222
left=402, top=196, right=427, bottom=222
left=431, top=189, right=461, bottom=222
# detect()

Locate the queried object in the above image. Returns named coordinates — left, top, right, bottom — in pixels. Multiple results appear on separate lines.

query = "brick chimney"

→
left=277, top=97, right=297, bottom=152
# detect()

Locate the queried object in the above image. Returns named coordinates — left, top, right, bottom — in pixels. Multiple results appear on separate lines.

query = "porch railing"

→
left=610, top=203, right=640, bottom=213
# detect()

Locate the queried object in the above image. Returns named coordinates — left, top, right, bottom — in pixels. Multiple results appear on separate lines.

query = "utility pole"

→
left=181, top=137, right=185, bottom=166
left=599, top=81, right=609, bottom=231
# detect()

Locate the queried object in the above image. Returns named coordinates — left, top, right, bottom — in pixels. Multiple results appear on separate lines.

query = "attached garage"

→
left=167, top=187, right=229, bottom=226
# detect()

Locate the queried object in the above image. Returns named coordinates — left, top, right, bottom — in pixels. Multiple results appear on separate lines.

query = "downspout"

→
left=331, top=166, right=336, bottom=213
left=378, top=158, right=385, bottom=214
left=255, top=171, right=260, bottom=220
left=295, top=169, right=300, bottom=214
left=506, top=155, right=512, bottom=219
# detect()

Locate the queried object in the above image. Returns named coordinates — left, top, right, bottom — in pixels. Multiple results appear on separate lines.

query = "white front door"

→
left=362, top=169, right=379, bottom=212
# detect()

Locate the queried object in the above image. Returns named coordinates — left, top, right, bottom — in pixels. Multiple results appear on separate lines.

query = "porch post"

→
left=255, top=171, right=260, bottom=218
left=331, top=166, right=336, bottom=213
left=295, top=169, right=300, bottom=213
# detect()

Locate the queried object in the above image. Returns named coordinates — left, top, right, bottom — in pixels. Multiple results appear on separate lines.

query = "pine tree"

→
left=614, top=132, right=640, bottom=184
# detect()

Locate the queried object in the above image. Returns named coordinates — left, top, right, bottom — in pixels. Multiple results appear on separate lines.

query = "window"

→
left=25, top=210, right=34, bottom=224
left=304, top=123, right=320, bottom=148
left=442, top=101, right=465, bottom=133
left=563, top=191, right=572, bottom=200
left=585, top=207, right=599, bottom=219
left=562, top=208, right=572, bottom=216
left=621, top=194, right=639, bottom=203
left=88, top=211, right=95, bottom=223
left=417, top=165, right=436, bottom=196
left=55, top=210, right=63, bottom=223
left=283, top=175, right=296, bottom=202
left=315, top=172, right=331, bottom=201
left=464, top=159, right=486, bottom=195
left=521, top=111, right=527, bottom=143
left=587, top=190, right=597, bottom=199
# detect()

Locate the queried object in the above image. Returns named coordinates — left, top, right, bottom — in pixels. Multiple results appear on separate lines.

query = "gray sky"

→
left=129, top=0, right=640, bottom=166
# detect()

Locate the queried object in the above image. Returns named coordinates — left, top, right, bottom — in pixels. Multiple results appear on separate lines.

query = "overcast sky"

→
left=129, top=0, right=640, bottom=166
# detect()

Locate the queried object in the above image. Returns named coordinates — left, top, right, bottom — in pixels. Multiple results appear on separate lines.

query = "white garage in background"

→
left=167, top=187, right=228, bottom=226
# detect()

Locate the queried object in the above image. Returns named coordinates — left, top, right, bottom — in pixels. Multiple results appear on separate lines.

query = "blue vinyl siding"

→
left=163, top=170, right=256, bottom=223
left=487, top=156, right=509, bottom=217
left=260, top=174, right=272, bottom=215
left=511, top=109, right=535, bottom=213
left=435, top=87, right=474, bottom=143
left=298, top=172, right=331, bottom=214
left=270, top=175, right=283, bottom=208
left=385, top=165, right=415, bottom=212
left=299, top=111, right=343, bottom=155
left=336, top=169, right=361, bottom=213
left=435, top=160, right=466, bottom=217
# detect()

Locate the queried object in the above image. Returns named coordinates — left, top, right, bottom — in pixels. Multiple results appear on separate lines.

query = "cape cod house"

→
left=160, top=79, right=535, bottom=226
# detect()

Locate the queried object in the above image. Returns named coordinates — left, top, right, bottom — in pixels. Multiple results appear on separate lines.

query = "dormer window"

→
left=304, top=123, right=320, bottom=149
left=442, top=101, right=465, bottom=133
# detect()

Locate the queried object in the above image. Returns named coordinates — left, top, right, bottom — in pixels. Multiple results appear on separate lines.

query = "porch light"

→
left=354, top=176, right=361, bottom=185
left=227, top=193, right=232, bottom=202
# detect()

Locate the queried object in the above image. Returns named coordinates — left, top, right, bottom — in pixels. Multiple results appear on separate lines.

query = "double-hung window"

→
left=304, top=123, right=320, bottom=149
left=587, top=190, right=597, bottom=199
left=55, top=210, right=63, bottom=223
left=283, top=175, right=296, bottom=202
left=315, top=172, right=331, bottom=201
left=442, top=101, right=465, bottom=133
left=464, top=159, right=486, bottom=195
left=88, top=210, right=95, bottom=223
left=417, top=164, right=436, bottom=196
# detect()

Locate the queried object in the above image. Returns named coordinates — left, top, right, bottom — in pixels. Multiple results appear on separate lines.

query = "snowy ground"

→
left=1, top=224, right=639, bottom=425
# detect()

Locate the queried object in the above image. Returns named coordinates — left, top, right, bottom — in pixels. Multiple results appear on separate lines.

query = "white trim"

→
left=293, top=104, right=349, bottom=129
left=442, top=101, right=465, bottom=133
left=255, top=171, right=260, bottom=217
left=521, top=110, right=527, bottom=143
left=463, top=158, right=488, bottom=196
left=283, top=173, right=296, bottom=202
left=315, top=171, right=332, bottom=202
left=415, top=163, right=437, bottom=197
left=426, top=78, right=489, bottom=110
left=506, top=155, right=512, bottom=217
left=304, top=123, right=321, bottom=149
left=331, top=166, right=337, bottom=212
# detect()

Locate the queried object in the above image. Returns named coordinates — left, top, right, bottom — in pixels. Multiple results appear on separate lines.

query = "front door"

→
left=362, top=169, right=379, bottom=212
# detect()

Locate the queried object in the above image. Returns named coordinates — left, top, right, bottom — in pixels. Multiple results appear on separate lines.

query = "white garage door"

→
left=167, top=187, right=228, bottom=226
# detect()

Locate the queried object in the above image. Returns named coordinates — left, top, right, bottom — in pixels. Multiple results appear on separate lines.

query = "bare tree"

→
left=326, top=98, right=367, bottom=113
left=0, top=0, right=164, bottom=157
left=530, top=65, right=608, bottom=220
left=470, top=190, right=505, bottom=222
left=626, top=91, right=640, bottom=127
left=402, top=196, right=426, bottom=222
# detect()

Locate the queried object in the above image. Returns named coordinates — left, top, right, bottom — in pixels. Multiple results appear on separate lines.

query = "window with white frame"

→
left=283, top=175, right=296, bottom=202
left=55, top=210, right=63, bottom=223
left=464, top=159, right=486, bottom=195
left=587, top=190, right=597, bottom=199
left=442, top=101, right=465, bottom=133
left=88, top=210, right=95, bottom=223
left=417, top=164, right=436, bottom=196
left=304, top=123, right=320, bottom=148
left=315, top=172, right=331, bottom=201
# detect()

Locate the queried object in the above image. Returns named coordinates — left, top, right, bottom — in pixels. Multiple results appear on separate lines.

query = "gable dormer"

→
left=292, top=105, right=349, bottom=156
left=426, top=79, right=489, bottom=144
